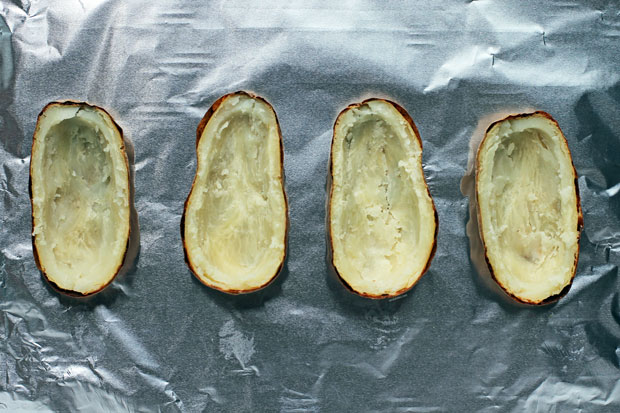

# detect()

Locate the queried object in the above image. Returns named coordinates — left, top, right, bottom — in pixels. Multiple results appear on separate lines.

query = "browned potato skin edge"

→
left=29, top=101, right=131, bottom=297
left=475, top=111, right=584, bottom=305
left=180, top=91, right=289, bottom=295
left=327, top=98, right=439, bottom=299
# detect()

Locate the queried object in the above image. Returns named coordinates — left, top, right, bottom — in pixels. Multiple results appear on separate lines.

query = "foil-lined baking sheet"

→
left=1, top=0, right=619, bottom=411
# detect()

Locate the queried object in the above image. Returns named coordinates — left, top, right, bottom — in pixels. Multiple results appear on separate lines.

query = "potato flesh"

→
left=330, top=101, right=436, bottom=296
left=477, top=116, right=579, bottom=303
left=184, top=94, right=286, bottom=291
left=31, top=106, right=130, bottom=294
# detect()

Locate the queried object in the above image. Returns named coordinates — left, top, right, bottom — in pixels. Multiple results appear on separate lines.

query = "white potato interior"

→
left=477, top=114, right=579, bottom=303
left=31, top=105, right=130, bottom=294
left=184, top=94, right=286, bottom=291
left=330, top=100, right=436, bottom=296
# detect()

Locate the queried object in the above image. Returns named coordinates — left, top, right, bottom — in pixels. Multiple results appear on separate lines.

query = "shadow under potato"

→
left=323, top=247, right=410, bottom=315
left=190, top=257, right=290, bottom=310
left=115, top=132, right=141, bottom=292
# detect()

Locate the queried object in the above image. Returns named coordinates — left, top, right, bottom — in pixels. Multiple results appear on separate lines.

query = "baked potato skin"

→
left=327, top=98, right=438, bottom=299
left=181, top=91, right=289, bottom=295
left=475, top=111, right=583, bottom=305
left=30, top=101, right=131, bottom=297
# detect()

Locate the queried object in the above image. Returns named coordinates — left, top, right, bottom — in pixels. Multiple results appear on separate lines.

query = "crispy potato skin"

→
left=29, top=101, right=131, bottom=297
left=475, top=111, right=583, bottom=305
left=180, top=91, right=289, bottom=294
left=327, top=98, right=438, bottom=299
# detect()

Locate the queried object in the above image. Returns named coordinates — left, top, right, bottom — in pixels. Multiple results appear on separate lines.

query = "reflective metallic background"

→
left=0, top=1, right=619, bottom=411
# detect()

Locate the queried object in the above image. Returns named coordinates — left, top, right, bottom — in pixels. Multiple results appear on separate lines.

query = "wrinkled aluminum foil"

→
left=1, top=0, right=619, bottom=411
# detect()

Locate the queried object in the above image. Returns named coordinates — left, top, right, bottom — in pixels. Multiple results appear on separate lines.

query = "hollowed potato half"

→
left=182, top=92, right=288, bottom=294
left=30, top=102, right=131, bottom=296
left=328, top=99, right=438, bottom=298
left=476, top=112, right=583, bottom=305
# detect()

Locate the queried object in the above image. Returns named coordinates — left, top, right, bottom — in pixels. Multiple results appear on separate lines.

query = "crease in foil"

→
left=1, top=0, right=619, bottom=411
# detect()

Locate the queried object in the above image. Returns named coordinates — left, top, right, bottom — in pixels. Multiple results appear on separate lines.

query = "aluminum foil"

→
left=1, top=0, right=619, bottom=411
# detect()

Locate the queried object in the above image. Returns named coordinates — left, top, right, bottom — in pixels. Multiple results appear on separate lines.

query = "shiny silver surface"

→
left=1, top=1, right=619, bottom=411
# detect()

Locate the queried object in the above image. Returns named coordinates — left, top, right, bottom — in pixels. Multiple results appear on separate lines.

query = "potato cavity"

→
left=183, top=93, right=287, bottom=293
left=476, top=113, right=581, bottom=304
left=329, top=100, right=437, bottom=297
left=30, top=103, right=130, bottom=295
